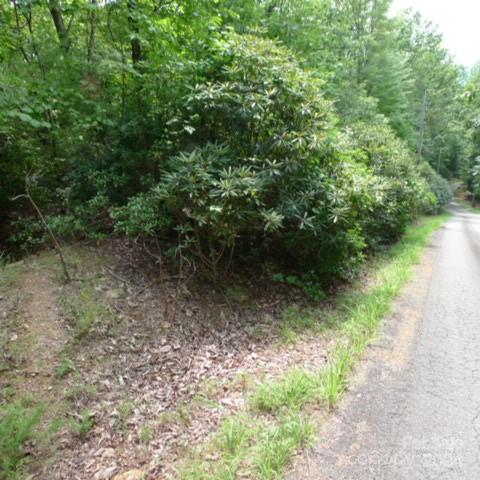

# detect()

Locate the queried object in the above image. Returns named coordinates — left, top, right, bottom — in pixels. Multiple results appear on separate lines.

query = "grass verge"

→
left=179, top=213, right=449, bottom=480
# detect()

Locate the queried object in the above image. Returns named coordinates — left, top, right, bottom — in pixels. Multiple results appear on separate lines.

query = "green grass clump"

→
left=180, top=415, right=257, bottom=480
left=279, top=307, right=320, bottom=343
left=55, top=358, right=75, bottom=378
left=217, top=415, right=254, bottom=456
left=68, top=410, right=94, bottom=440
left=0, top=402, right=45, bottom=478
left=320, top=347, right=355, bottom=409
left=115, top=399, right=134, bottom=432
left=64, top=383, right=97, bottom=403
left=255, top=414, right=314, bottom=480
left=61, top=284, right=112, bottom=338
left=251, top=370, right=321, bottom=413
left=139, top=424, right=155, bottom=444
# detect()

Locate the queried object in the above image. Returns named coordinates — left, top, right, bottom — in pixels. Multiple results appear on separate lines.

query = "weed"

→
left=64, top=383, right=97, bottom=403
left=236, top=371, right=252, bottom=394
left=179, top=461, right=214, bottom=480
left=320, top=347, right=354, bottom=409
left=61, top=284, right=112, bottom=338
left=68, top=410, right=94, bottom=439
left=279, top=306, right=321, bottom=342
left=224, top=285, right=251, bottom=304
left=55, top=358, right=75, bottom=378
left=217, top=415, right=253, bottom=456
left=193, top=395, right=220, bottom=409
left=273, top=273, right=326, bottom=302
left=255, top=414, right=314, bottom=480
left=0, top=262, right=24, bottom=290
left=47, top=416, right=66, bottom=437
left=245, top=323, right=265, bottom=340
left=0, top=402, right=45, bottom=478
left=115, top=399, right=134, bottom=431
left=251, top=370, right=321, bottom=414
left=139, top=425, right=155, bottom=444
left=173, top=404, right=193, bottom=427
left=193, top=379, right=223, bottom=408
left=1, top=386, right=15, bottom=401
left=157, top=405, right=195, bottom=430
left=197, top=378, right=222, bottom=398
left=180, top=416, right=257, bottom=480
left=0, top=250, right=8, bottom=268
left=157, top=410, right=179, bottom=428
left=118, top=399, right=133, bottom=420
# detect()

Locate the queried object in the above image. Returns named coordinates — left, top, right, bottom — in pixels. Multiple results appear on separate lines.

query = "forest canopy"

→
left=0, top=0, right=476, bottom=280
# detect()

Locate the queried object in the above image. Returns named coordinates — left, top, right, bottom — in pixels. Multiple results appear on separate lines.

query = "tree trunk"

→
left=87, top=0, right=97, bottom=62
left=417, top=88, right=427, bottom=163
left=48, top=0, right=71, bottom=50
left=127, top=0, right=142, bottom=64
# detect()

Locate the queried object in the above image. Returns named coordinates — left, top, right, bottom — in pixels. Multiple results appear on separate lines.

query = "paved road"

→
left=288, top=204, right=480, bottom=480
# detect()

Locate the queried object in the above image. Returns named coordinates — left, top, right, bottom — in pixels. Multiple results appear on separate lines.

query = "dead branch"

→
left=12, top=179, right=71, bottom=283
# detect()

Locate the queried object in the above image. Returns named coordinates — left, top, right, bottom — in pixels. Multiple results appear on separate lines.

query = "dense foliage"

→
left=0, top=0, right=467, bottom=281
left=461, top=67, right=480, bottom=201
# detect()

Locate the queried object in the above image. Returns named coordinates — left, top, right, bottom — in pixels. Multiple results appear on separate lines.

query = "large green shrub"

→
left=113, top=34, right=438, bottom=281
left=114, top=34, right=341, bottom=275
left=339, top=122, right=435, bottom=246
left=113, top=143, right=274, bottom=275
left=418, top=163, right=453, bottom=212
left=179, top=34, right=335, bottom=162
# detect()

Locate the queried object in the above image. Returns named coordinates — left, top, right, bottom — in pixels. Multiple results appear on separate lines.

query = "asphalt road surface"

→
left=288, top=204, right=480, bottom=480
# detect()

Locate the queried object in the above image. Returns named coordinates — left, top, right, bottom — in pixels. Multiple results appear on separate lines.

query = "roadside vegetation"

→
left=179, top=214, right=448, bottom=479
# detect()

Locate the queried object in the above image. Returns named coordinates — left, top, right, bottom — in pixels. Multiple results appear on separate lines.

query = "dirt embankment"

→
left=0, top=244, right=330, bottom=479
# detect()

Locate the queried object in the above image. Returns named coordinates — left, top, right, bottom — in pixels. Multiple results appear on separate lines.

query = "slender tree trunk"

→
left=12, top=181, right=71, bottom=283
left=436, top=148, right=442, bottom=173
left=87, top=0, right=97, bottom=62
left=417, top=88, right=427, bottom=163
left=12, top=1, right=31, bottom=64
left=48, top=0, right=71, bottom=50
left=127, top=0, right=142, bottom=64
left=106, top=7, right=127, bottom=111
left=23, top=5, right=58, bottom=159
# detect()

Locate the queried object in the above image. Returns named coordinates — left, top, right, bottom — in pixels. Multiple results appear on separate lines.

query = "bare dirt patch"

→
left=0, top=256, right=70, bottom=477
left=16, top=265, right=68, bottom=390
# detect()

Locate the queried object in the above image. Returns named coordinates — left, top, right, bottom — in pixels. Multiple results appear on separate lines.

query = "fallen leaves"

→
left=4, top=242, right=329, bottom=480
